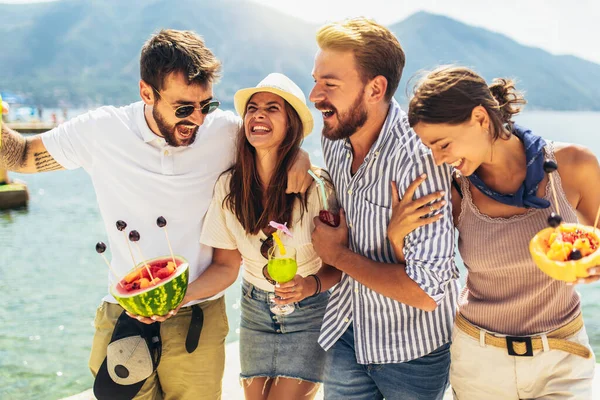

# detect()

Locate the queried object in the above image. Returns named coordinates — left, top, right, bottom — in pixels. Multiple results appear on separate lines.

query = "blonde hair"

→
left=316, top=17, right=405, bottom=102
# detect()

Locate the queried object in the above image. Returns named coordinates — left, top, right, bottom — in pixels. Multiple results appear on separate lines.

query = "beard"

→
left=152, top=106, right=198, bottom=147
left=318, top=91, right=368, bottom=141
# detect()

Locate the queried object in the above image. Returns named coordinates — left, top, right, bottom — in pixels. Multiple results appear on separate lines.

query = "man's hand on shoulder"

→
left=286, top=148, right=312, bottom=194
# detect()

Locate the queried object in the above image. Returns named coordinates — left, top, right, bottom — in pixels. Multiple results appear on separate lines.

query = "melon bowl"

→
left=111, top=255, right=189, bottom=317
left=530, top=223, right=600, bottom=282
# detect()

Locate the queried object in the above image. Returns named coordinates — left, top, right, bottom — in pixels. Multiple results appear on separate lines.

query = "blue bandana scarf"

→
left=468, top=124, right=551, bottom=209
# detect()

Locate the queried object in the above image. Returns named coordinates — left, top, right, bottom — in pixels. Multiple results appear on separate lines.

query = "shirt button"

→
left=272, top=316, right=277, bottom=320
left=354, top=288, right=359, bottom=293
left=375, top=151, right=380, bottom=156
left=163, top=150, right=169, bottom=156
left=348, top=223, right=353, bottom=229
left=276, top=329, right=281, bottom=333
left=348, top=189, right=353, bottom=195
left=346, top=153, right=350, bottom=159
left=344, top=317, right=349, bottom=323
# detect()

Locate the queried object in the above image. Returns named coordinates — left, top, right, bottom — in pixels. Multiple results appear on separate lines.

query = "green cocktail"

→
left=267, top=257, right=298, bottom=283
left=267, top=245, right=297, bottom=315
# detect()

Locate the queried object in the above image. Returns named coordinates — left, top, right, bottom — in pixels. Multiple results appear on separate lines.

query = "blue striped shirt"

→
left=318, top=100, right=460, bottom=364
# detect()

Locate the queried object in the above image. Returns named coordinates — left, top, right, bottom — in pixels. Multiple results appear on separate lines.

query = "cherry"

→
left=116, top=220, right=127, bottom=231
left=157, top=216, right=167, bottom=228
left=129, top=230, right=141, bottom=242
left=547, top=212, right=562, bottom=228
left=569, top=249, right=583, bottom=261
left=96, top=241, right=107, bottom=254
left=543, top=160, right=558, bottom=173
left=319, top=210, right=340, bottom=227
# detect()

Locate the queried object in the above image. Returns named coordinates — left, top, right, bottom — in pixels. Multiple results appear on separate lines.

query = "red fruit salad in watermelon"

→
left=112, top=255, right=189, bottom=317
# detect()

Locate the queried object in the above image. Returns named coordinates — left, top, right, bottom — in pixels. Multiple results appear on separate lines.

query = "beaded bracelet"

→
left=309, top=274, right=322, bottom=296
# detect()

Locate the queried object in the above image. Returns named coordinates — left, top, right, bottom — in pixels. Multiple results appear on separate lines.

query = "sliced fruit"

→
left=530, top=223, right=600, bottom=281
left=112, top=255, right=189, bottom=317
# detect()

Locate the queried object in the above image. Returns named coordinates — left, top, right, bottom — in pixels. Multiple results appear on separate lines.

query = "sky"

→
left=2, top=0, right=599, bottom=64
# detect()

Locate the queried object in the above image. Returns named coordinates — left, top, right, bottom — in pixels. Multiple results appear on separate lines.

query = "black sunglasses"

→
left=260, top=234, right=277, bottom=285
left=151, top=86, right=220, bottom=118
left=259, top=235, right=274, bottom=260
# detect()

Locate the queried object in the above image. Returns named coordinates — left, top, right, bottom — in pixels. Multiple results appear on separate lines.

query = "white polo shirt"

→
left=42, top=101, right=240, bottom=305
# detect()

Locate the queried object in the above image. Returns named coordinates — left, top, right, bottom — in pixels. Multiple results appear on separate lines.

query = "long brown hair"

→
left=408, top=65, right=527, bottom=140
left=225, top=98, right=307, bottom=235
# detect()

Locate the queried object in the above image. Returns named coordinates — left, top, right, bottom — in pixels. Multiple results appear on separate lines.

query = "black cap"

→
left=93, top=311, right=161, bottom=400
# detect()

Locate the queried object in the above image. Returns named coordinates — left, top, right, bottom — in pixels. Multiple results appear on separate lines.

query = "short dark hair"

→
left=140, top=29, right=222, bottom=90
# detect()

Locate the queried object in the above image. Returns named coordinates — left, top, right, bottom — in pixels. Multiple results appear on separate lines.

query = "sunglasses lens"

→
left=202, top=101, right=220, bottom=115
left=260, top=237, right=273, bottom=259
left=175, top=106, right=195, bottom=119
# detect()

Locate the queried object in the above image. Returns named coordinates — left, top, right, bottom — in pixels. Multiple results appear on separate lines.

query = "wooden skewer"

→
left=163, top=226, right=176, bottom=266
left=123, top=231, right=137, bottom=267
left=548, top=173, right=561, bottom=216
left=594, top=203, right=600, bottom=235
left=100, top=254, right=124, bottom=288
left=156, top=217, right=176, bottom=267
left=95, top=242, right=123, bottom=288
left=116, top=221, right=137, bottom=268
left=133, top=242, right=155, bottom=281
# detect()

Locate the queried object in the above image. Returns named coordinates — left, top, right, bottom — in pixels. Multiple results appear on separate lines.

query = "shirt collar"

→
left=135, top=102, right=162, bottom=144
left=343, top=99, right=404, bottom=154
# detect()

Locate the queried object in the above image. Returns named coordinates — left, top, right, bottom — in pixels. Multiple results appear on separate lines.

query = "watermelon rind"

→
left=111, top=256, right=189, bottom=317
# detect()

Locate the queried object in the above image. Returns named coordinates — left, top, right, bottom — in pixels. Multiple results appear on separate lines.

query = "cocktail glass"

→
left=318, top=192, right=340, bottom=227
left=267, top=245, right=298, bottom=315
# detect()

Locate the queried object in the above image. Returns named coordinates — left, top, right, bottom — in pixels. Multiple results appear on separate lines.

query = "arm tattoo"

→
left=0, top=125, right=29, bottom=170
left=34, top=151, right=62, bottom=172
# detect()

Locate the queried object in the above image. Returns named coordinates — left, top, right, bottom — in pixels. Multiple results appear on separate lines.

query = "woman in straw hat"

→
left=194, top=73, right=341, bottom=399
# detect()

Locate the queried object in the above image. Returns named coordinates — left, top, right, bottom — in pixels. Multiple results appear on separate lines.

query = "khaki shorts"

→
left=450, top=321, right=596, bottom=400
left=89, top=297, right=229, bottom=400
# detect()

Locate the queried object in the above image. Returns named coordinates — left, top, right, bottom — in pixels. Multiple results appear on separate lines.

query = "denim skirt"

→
left=239, top=279, right=329, bottom=383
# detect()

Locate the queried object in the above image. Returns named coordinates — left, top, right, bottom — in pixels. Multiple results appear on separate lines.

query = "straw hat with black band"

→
left=234, top=73, right=314, bottom=137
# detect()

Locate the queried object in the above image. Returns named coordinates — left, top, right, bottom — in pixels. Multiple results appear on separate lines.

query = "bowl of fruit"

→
left=530, top=222, right=599, bottom=282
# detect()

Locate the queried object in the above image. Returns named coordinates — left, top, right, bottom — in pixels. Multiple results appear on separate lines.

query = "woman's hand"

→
left=571, top=266, right=600, bottom=285
left=388, top=175, right=446, bottom=262
left=273, top=274, right=316, bottom=305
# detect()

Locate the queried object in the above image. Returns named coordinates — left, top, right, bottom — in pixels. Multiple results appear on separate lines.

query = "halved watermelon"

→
left=111, top=255, right=189, bottom=317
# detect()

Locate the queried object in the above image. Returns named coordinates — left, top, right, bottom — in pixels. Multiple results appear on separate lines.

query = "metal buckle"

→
left=506, top=336, right=534, bottom=357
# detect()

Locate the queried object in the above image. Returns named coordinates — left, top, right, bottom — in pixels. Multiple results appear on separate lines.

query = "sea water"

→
left=1, top=110, right=600, bottom=399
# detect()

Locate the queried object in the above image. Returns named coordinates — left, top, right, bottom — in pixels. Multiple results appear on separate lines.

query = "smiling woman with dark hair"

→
left=186, top=73, right=341, bottom=400
left=390, top=65, right=600, bottom=399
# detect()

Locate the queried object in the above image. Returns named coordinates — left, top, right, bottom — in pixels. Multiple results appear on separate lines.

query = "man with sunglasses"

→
left=0, top=29, right=312, bottom=400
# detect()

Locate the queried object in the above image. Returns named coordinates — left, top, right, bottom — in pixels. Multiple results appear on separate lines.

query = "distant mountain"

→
left=393, top=12, right=600, bottom=110
left=1, top=1, right=599, bottom=111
